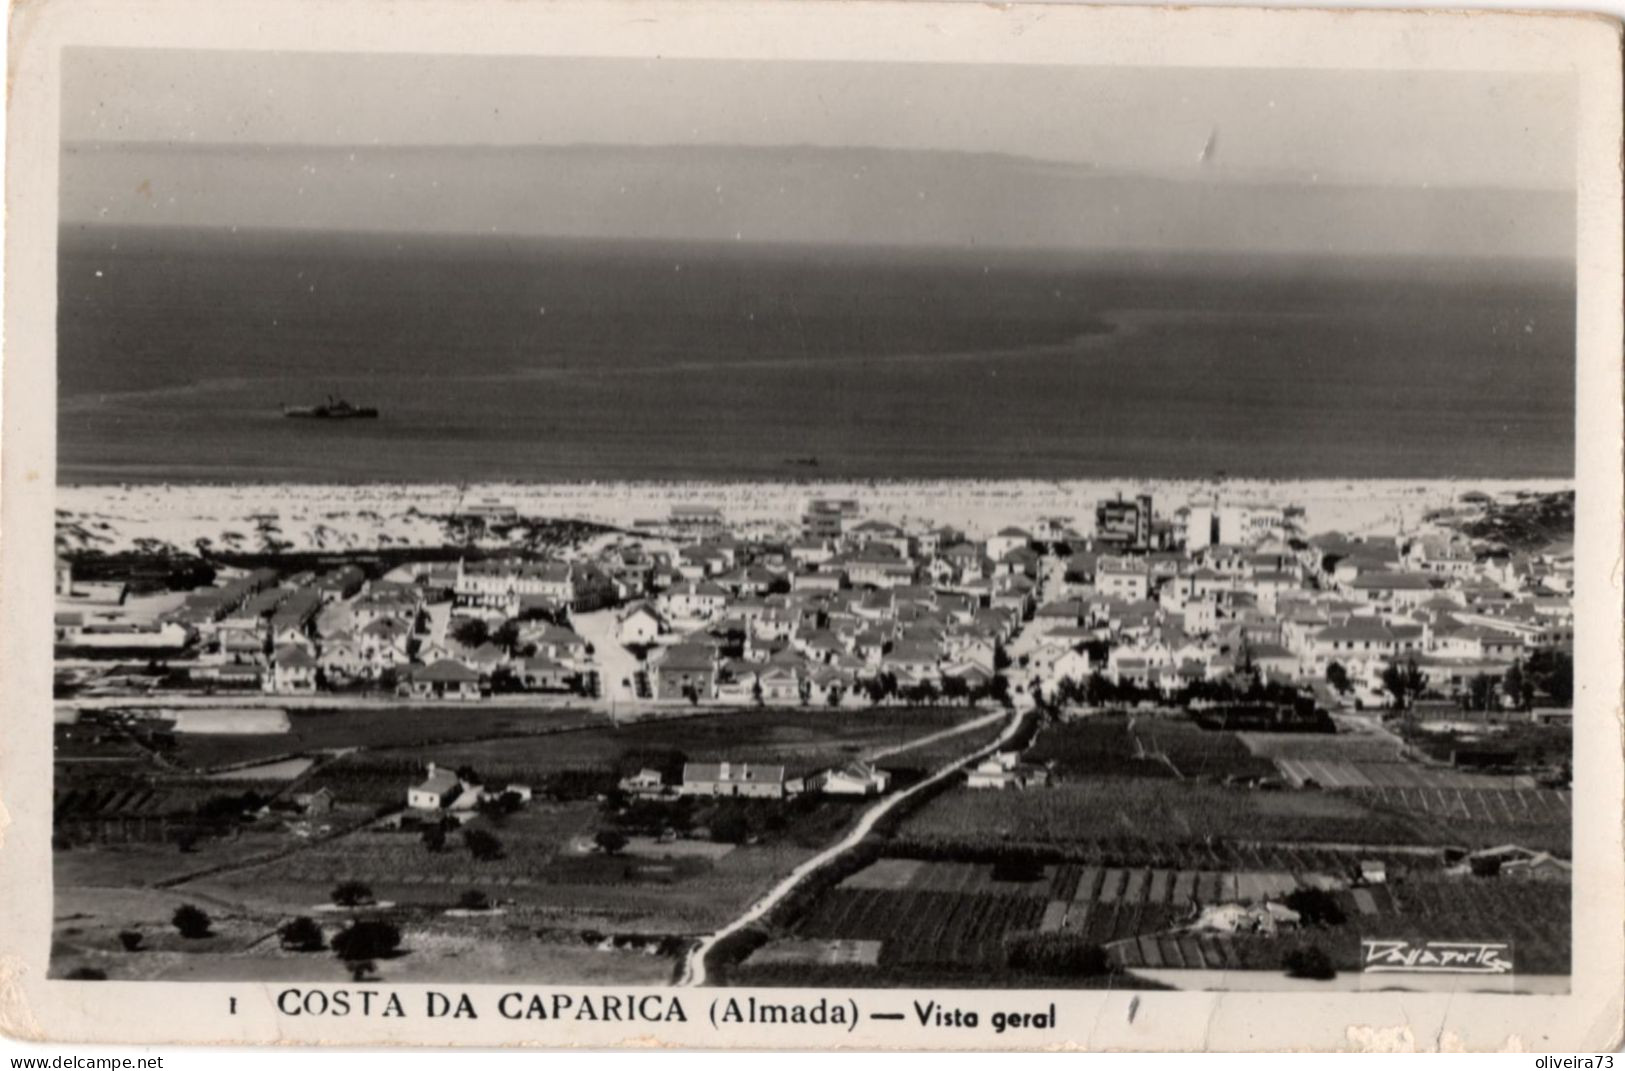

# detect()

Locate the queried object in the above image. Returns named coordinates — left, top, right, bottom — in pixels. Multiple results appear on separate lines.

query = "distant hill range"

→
left=60, top=141, right=1574, bottom=262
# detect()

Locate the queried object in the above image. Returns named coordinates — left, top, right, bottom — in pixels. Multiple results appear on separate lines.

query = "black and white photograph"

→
left=4, top=0, right=1622, bottom=1052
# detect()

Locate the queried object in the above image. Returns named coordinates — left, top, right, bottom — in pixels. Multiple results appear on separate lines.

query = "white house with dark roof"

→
left=617, top=602, right=669, bottom=647
left=405, top=659, right=482, bottom=700
left=267, top=644, right=319, bottom=694
left=407, top=763, right=463, bottom=811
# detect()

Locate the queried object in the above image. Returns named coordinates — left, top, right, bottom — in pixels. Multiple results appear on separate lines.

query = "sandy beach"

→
left=54, top=478, right=1572, bottom=555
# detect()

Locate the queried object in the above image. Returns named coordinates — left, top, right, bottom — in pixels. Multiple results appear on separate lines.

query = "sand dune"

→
left=54, top=478, right=1570, bottom=556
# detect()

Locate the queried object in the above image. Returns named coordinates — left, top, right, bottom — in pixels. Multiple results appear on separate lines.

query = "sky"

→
left=59, top=49, right=1577, bottom=257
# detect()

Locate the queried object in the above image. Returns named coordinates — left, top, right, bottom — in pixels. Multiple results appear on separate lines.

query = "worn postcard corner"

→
left=1, top=0, right=1621, bottom=1053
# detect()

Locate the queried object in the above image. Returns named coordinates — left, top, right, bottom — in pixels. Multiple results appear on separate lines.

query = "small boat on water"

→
left=283, top=395, right=379, bottom=420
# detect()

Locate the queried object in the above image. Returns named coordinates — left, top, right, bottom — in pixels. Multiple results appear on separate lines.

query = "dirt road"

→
left=676, top=706, right=1025, bottom=987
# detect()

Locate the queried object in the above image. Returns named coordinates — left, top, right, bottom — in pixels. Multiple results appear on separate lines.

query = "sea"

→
left=56, top=225, right=1576, bottom=485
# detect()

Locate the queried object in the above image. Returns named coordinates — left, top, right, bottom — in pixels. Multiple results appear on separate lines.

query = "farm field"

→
left=1274, top=759, right=1535, bottom=791
left=897, top=780, right=1446, bottom=854
left=329, top=706, right=985, bottom=787
left=1026, top=715, right=1282, bottom=783
left=1239, top=729, right=1406, bottom=764
left=54, top=828, right=310, bottom=890
left=1349, top=785, right=1571, bottom=823
left=1350, top=785, right=1571, bottom=855
left=50, top=883, right=677, bottom=984
left=161, top=705, right=610, bottom=770
left=191, top=797, right=848, bottom=937
left=744, top=857, right=1570, bottom=984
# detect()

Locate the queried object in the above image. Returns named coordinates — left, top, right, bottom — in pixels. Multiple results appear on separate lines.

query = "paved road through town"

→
left=676, top=705, right=1028, bottom=987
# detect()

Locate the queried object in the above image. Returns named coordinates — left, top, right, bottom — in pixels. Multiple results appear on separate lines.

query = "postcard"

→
left=2, top=0, right=1621, bottom=1052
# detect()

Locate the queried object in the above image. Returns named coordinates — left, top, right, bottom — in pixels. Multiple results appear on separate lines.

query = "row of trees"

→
left=856, top=672, right=1010, bottom=708
left=1043, top=671, right=1306, bottom=711
left=1334, top=648, right=1574, bottom=712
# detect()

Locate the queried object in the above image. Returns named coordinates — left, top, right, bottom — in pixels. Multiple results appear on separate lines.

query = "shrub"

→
left=171, top=905, right=212, bottom=939
left=1004, top=932, right=1114, bottom=976
left=1283, top=887, right=1346, bottom=927
left=458, top=890, right=491, bottom=912
left=991, top=857, right=1047, bottom=883
left=279, top=916, right=325, bottom=952
left=331, top=920, right=402, bottom=963
left=422, top=825, right=447, bottom=853
left=331, top=881, right=375, bottom=907
left=709, top=810, right=751, bottom=845
left=1284, top=945, right=1337, bottom=980
left=595, top=830, right=629, bottom=855
left=117, top=930, right=144, bottom=952
left=464, top=829, right=505, bottom=861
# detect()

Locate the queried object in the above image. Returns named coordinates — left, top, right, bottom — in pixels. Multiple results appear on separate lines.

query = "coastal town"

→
left=52, top=485, right=1575, bottom=988
left=56, top=489, right=1574, bottom=722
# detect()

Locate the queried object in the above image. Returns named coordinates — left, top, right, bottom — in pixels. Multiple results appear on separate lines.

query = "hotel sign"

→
left=1361, top=939, right=1514, bottom=974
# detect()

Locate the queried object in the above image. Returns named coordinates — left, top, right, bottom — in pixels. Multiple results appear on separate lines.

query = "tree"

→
left=1503, top=661, right=1535, bottom=712
left=989, top=674, right=1012, bottom=708
left=455, top=764, right=481, bottom=785
left=595, top=829, right=629, bottom=855
left=1325, top=662, right=1351, bottom=695
left=1467, top=673, right=1499, bottom=715
left=826, top=683, right=845, bottom=708
left=751, top=679, right=764, bottom=707
left=942, top=676, right=970, bottom=705
left=1380, top=657, right=1427, bottom=711
left=1527, top=648, right=1573, bottom=706
left=331, top=919, right=401, bottom=963
left=278, top=916, right=325, bottom=952
left=491, top=619, right=521, bottom=652
left=450, top=617, right=490, bottom=649
left=464, top=829, right=505, bottom=861
left=331, top=881, right=374, bottom=907
left=118, top=930, right=144, bottom=952
left=171, top=904, right=212, bottom=939
left=421, top=825, right=447, bottom=853
left=916, top=679, right=940, bottom=706
left=682, top=684, right=700, bottom=706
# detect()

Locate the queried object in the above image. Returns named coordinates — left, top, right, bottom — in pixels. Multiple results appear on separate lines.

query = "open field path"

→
left=862, top=707, right=1006, bottom=762
left=677, top=706, right=1027, bottom=987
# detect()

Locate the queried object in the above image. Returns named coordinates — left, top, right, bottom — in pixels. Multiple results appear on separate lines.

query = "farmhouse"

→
left=680, top=761, right=788, bottom=799
left=807, top=761, right=891, bottom=797
left=618, top=768, right=668, bottom=797
left=966, top=751, right=1049, bottom=790
left=407, top=763, right=463, bottom=811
